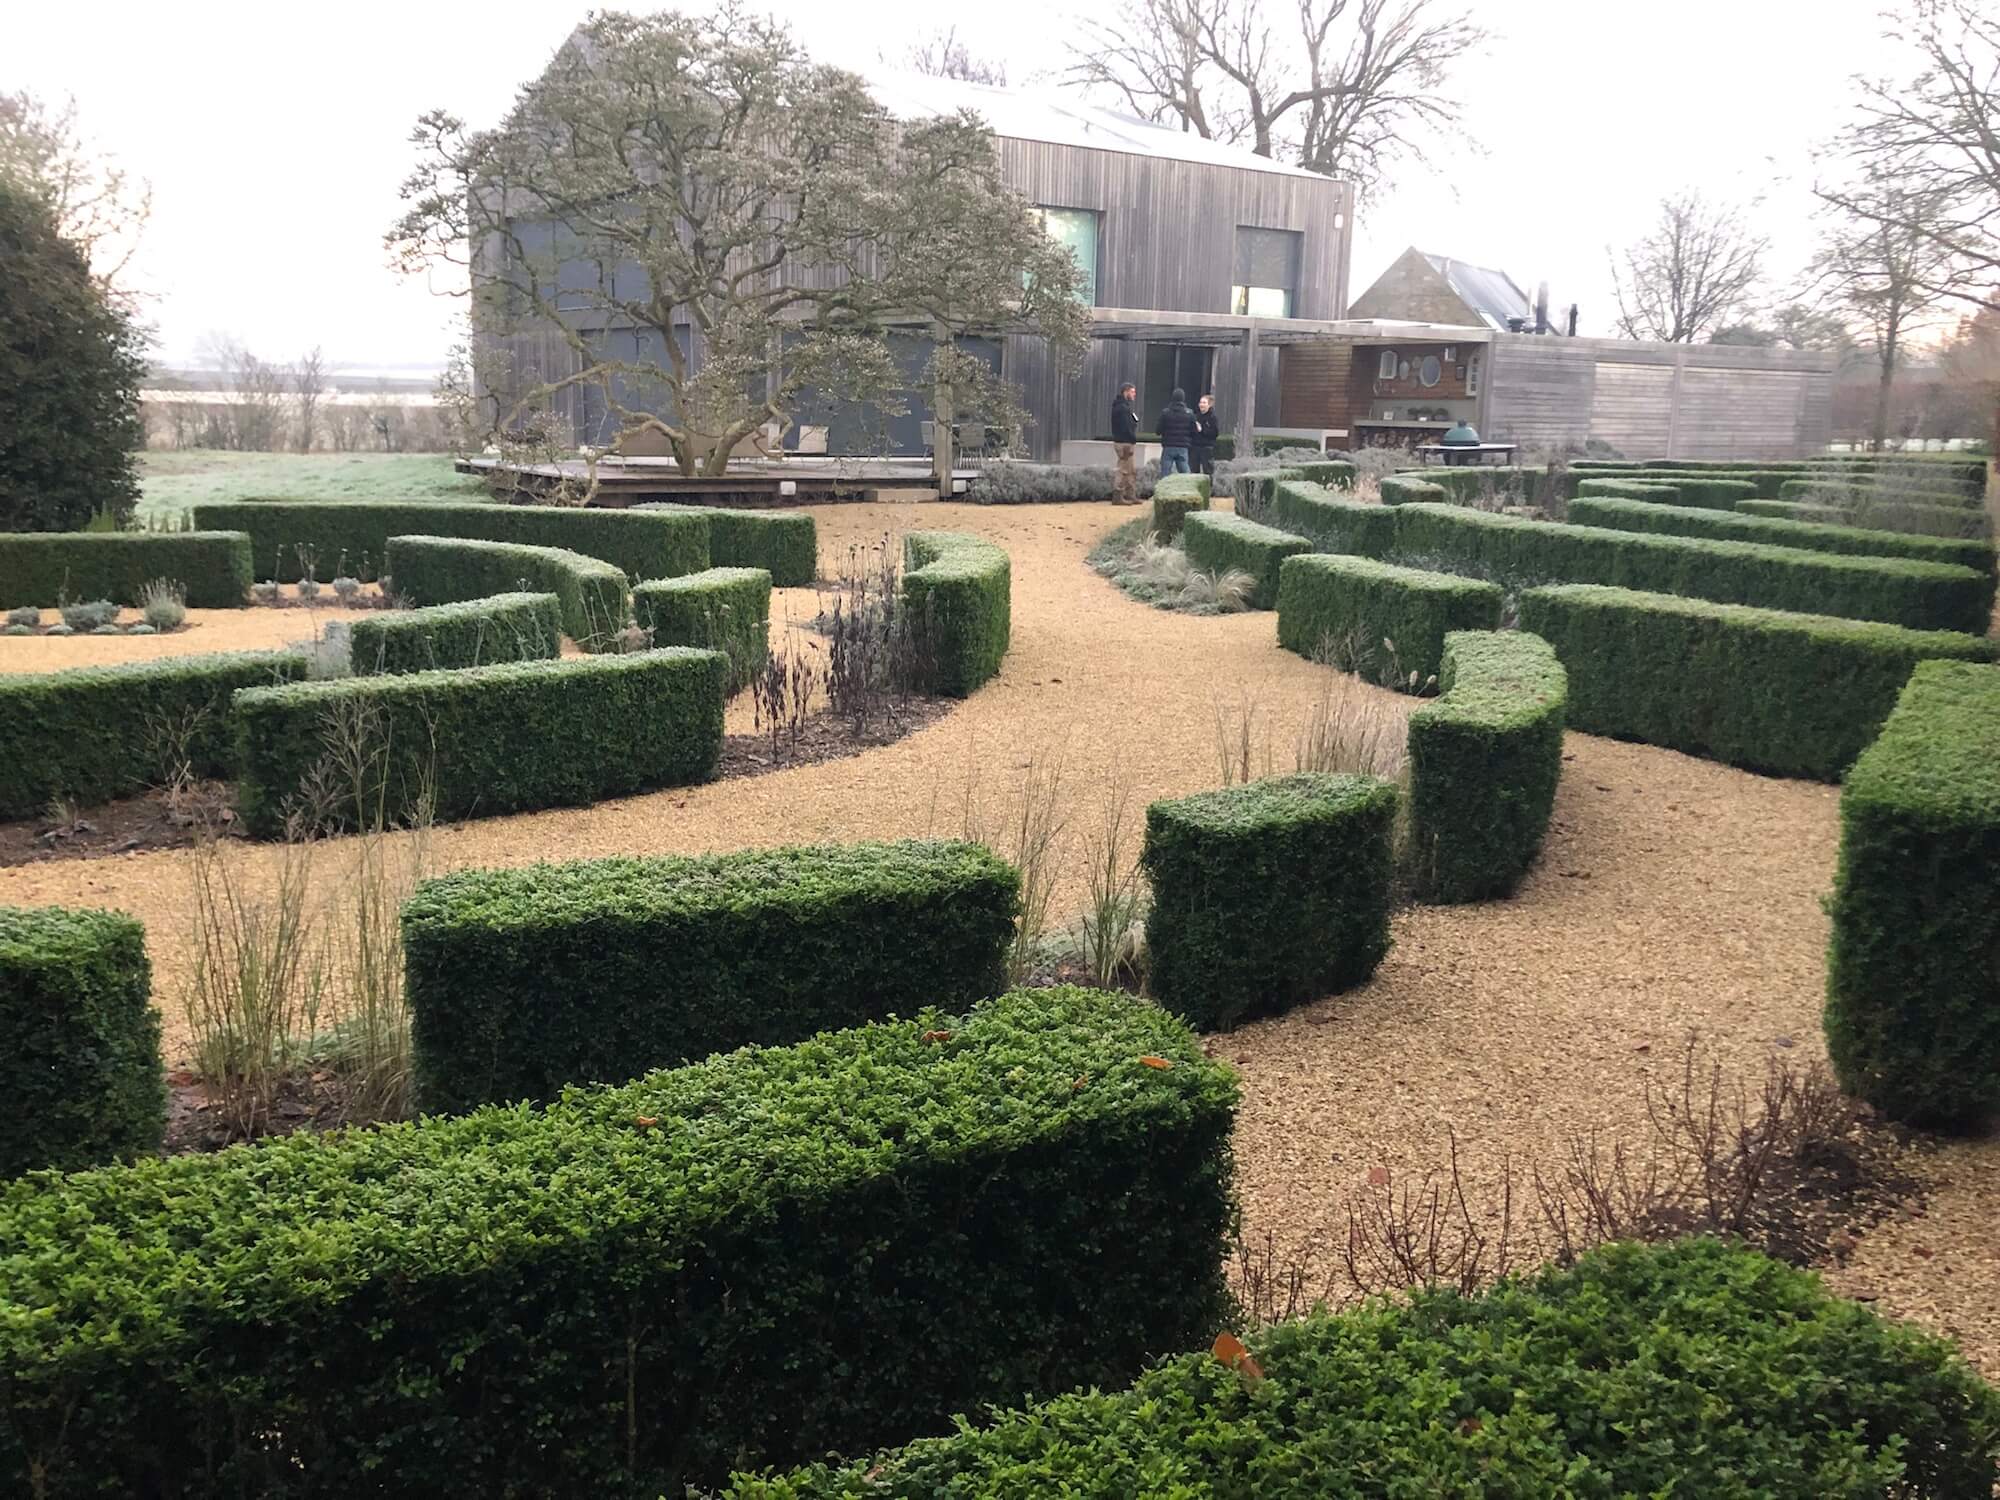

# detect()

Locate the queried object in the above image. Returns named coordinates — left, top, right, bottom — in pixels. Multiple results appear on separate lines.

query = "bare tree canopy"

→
left=0, top=90, right=152, bottom=303
left=1609, top=191, right=1769, bottom=344
left=1710, top=303, right=1857, bottom=353
left=897, top=26, right=1008, bottom=86
left=1066, top=0, right=1485, bottom=196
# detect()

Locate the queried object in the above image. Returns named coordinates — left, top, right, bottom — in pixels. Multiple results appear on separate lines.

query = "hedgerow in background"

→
left=1825, top=660, right=2000, bottom=1127
left=384, top=534, right=631, bottom=650
left=403, top=840, right=1020, bottom=1110
left=1276, top=553, right=1503, bottom=688
left=1740, top=496, right=1992, bottom=540
left=0, top=988, right=1237, bottom=1497
left=348, top=592, right=563, bottom=675
left=1181, top=511, right=1309, bottom=609
left=902, top=531, right=1009, bottom=695
left=637, top=504, right=817, bottom=586
left=0, top=532, right=254, bottom=609
left=0, top=906, right=164, bottom=1178
left=1149, top=473, right=1210, bottom=540
left=966, top=461, right=1161, bottom=504
left=634, top=567, right=771, bottom=690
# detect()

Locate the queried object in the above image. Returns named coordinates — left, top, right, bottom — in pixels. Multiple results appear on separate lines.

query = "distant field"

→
left=139, top=452, right=488, bottom=517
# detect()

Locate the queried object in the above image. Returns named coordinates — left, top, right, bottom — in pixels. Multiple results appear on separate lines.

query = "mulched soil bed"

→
left=0, top=782, right=241, bottom=868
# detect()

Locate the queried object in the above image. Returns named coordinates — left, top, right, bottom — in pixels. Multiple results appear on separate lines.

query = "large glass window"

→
left=1032, top=206, right=1100, bottom=306
left=1231, top=226, right=1302, bottom=317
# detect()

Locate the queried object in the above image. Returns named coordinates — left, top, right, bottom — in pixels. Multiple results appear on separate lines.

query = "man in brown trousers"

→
left=1110, top=381, right=1140, bottom=503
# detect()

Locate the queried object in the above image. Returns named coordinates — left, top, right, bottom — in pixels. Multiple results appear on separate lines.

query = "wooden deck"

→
left=456, top=456, right=978, bottom=507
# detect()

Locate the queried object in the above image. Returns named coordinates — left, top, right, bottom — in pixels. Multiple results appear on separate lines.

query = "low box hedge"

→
left=1390, top=502, right=1991, bottom=633
left=384, top=534, right=631, bottom=650
left=1574, top=476, right=1761, bottom=510
left=0, top=987, right=1237, bottom=1497
left=1379, top=472, right=1448, bottom=505
left=730, top=1238, right=2000, bottom=1498
left=231, top=648, right=725, bottom=836
left=1149, top=473, right=1211, bottom=540
left=1779, top=476, right=1978, bottom=508
left=1517, top=584, right=1996, bottom=780
left=1570, top=494, right=1997, bottom=575
left=902, top=531, right=1009, bottom=696
left=1181, top=511, right=1309, bottom=609
left=0, top=650, right=307, bottom=818
left=1276, top=553, right=1503, bottom=688
left=0, top=906, right=163, bottom=1179
left=1740, top=496, right=1993, bottom=540
left=1808, top=453, right=1988, bottom=499
left=1568, top=467, right=1805, bottom=499
left=1229, top=468, right=1306, bottom=521
left=1290, top=460, right=1355, bottom=489
left=1142, top=774, right=1396, bottom=1030
left=404, top=839, right=1020, bottom=1111
left=1401, top=465, right=1556, bottom=506
left=347, top=591, right=563, bottom=676
left=633, top=566, right=771, bottom=691
left=638, top=504, right=817, bottom=586
left=0, top=531, right=253, bottom=609
left=1407, top=631, right=1567, bottom=904
left=1268, top=479, right=1397, bottom=557
left=1825, top=659, right=2000, bottom=1127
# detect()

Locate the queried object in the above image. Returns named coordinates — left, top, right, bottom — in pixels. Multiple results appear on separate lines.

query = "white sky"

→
left=10, top=0, right=1900, bottom=372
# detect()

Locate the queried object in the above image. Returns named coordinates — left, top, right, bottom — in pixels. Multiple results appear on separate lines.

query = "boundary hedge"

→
left=1276, top=553, right=1503, bottom=687
left=1569, top=494, right=1997, bottom=580
left=1268, top=479, right=1396, bottom=557
left=1149, top=473, right=1211, bottom=540
left=0, top=532, right=253, bottom=609
left=347, top=592, right=562, bottom=676
left=384, top=534, right=631, bottom=650
left=902, top=531, right=1009, bottom=696
left=1181, top=511, right=1309, bottom=609
left=637, top=504, right=817, bottom=586
left=634, top=566, right=771, bottom=691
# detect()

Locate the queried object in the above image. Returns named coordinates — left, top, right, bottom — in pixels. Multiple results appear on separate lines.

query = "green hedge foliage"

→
left=1517, top=584, right=1996, bottom=780
left=633, top=566, right=771, bottom=691
left=0, top=988, right=1238, bottom=1497
left=1181, top=511, right=1310, bottom=609
left=231, top=649, right=725, bottom=836
left=638, top=504, right=817, bottom=587
left=189, top=500, right=710, bottom=583
left=1290, top=460, right=1355, bottom=489
left=732, top=1238, right=2000, bottom=1499
left=1232, top=468, right=1307, bottom=520
left=1779, top=476, right=1978, bottom=508
left=1572, top=476, right=1685, bottom=504
left=384, top=534, right=631, bottom=651
left=0, top=906, right=163, bottom=1178
left=1407, top=631, right=1567, bottom=904
left=1149, top=473, right=1211, bottom=540
left=0, top=531, right=252, bottom=609
left=1563, top=467, right=1805, bottom=499
left=1825, top=660, right=2000, bottom=1126
left=1276, top=553, right=1503, bottom=688
left=1571, top=494, right=1996, bottom=574
left=1573, top=475, right=1759, bottom=510
left=902, top=531, right=1009, bottom=696
left=347, top=591, right=563, bottom=676
left=404, top=839, right=1020, bottom=1111
left=1379, top=472, right=1447, bottom=505
left=0, top=650, right=306, bottom=818
left=1142, top=774, right=1396, bottom=1030
left=1808, top=453, right=1988, bottom=498
left=1268, top=479, right=1397, bottom=557
left=1390, top=501, right=1990, bottom=633
left=1399, top=465, right=1557, bottom=505
left=1740, top=496, right=1993, bottom=540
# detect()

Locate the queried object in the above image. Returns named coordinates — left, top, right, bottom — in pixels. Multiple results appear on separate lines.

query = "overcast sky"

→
left=11, top=0, right=1904, bottom=373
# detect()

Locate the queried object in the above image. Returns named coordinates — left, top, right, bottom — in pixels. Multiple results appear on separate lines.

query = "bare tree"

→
left=1609, top=191, right=1768, bottom=344
left=897, top=27, right=1008, bottom=86
left=196, top=334, right=292, bottom=451
left=293, top=346, right=326, bottom=453
left=0, top=90, right=152, bottom=303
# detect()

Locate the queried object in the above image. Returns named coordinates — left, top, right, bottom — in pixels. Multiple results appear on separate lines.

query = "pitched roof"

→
left=1418, top=252, right=1533, bottom=332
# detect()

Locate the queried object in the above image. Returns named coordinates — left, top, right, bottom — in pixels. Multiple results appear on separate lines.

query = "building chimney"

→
left=1534, top=281, right=1550, bottom=335
left=1566, top=303, right=1579, bottom=337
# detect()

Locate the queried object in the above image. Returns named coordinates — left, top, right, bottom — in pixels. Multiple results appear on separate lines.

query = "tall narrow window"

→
left=1031, top=207, right=1100, bottom=306
left=1377, top=349, right=1399, bottom=380
left=1231, top=226, right=1302, bottom=317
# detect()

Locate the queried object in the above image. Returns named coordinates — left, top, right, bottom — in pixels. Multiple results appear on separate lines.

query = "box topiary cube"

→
left=633, top=566, right=771, bottom=691
left=1142, top=774, right=1396, bottom=1030
left=1149, top=473, right=1211, bottom=540
left=1181, top=511, right=1310, bottom=609
left=638, top=504, right=817, bottom=586
left=0, top=532, right=254, bottom=609
left=902, top=531, right=1010, bottom=696
left=1276, top=553, right=1503, bottom=689
left=347, top=592, right=563, bottom=676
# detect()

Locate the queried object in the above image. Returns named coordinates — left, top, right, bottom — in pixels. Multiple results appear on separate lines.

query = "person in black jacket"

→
left=1191, top=394, right=1220, bottom=478
left=1109, top=381, right=1141, bottom=503
left=1156, top=388, right=1196, bottom=476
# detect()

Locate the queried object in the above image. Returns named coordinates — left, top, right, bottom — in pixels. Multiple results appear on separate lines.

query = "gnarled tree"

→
left=1609, top=191, right=1768, bottom=344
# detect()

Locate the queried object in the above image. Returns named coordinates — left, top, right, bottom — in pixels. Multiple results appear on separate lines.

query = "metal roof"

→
left=1419, top=253, right=1533, bottom=332
left=1086, top=308, right=1496, bottom=345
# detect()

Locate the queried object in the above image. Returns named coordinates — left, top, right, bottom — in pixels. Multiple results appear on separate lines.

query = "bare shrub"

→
left=138, top=577, right=185, bottom=631
left=751, top=621, right=825, bottom=764
left=1293, top=667, right=1409, bottom=779
left=1074, top=776, right=1146, bottom=988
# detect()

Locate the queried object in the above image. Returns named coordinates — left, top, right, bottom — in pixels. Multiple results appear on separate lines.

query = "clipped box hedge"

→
left=1142, top=774, right=1396, bottom=1030
left=902, top=531, right=1009, bottom=696
left=1570, top=494, right=1997, bottom=578
left=1517, top=584, right=1996, bottom=780
left=0, top=906, right=163, bottom=1179
left=1232, top=468, right=1307, bottom=520
left=1276, top=553, right=1503, bottom=688
left=1825, top=660, right=2000, bottom=1126
left=1181, top=510, right=1309, bottom=609
left=1403, top=465, right=1555, bottom=504
left=1149, top=472, right=1211, bottom=540
left=1389, top=502, right=1990, bottom=633
left=1290, top=460, right=1355, bottom=489
left=633, top=566, right=771, bottom=690
left=638, top=504, right=817, bottom=586
left=1808, top=453, right=1989, bottom=498
left=732, top=1238, right=2000, bottom=1499
left=1268, top=479, right=1396, bottom=557
left=1779, top=476, right=1977, bottom=508
left=404, top=839, right=1019, bottom=1111
left=347, top=591, right=563, bottom=676
left=385, top=534, right=631, bottom=650
left=0, top=650, right=306, bottom=818
left=0, top=988, right=1237, bottom=1497
left=1573, top=475, right=1760, bottom=510
left=231, top=648, right=725, bottom=835
left=1408, top=631, right=1567, bottom=904
left=1380, top=472, right=1448, bottom=505
left=0, top=531, right=253, bottom=609
left=1567, top=467, right=1804, bottom=500
left=1740, top=496, right=1993, bottom=540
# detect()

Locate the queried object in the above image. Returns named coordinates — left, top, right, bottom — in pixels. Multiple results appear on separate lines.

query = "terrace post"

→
left=1236, top=324, right=1259, bottom=456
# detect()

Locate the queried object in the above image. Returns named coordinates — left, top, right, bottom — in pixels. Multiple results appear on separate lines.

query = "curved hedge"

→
left=732, top=1238, right=2000, bottom=1499
left=1181, top=511, right=1309, bottom=609
left=634, top=566, right=771, bottom=691
left=1276, top=553, right=1503, bottom=688
left=385, top=534, right=631, bottom=650
left=347, top=591, right=563, bottom=676
left=902, top=531, right=1009, bottom=696
left=1825, top=659, right=2000, bottom=1126
left=1569, top=494, right=1997, bottom=579
left=1408, top=631, right=1567, bottom=903
left=637, top=504, right=817, bottom=586
left=0, top=531, right=253, bottom=609
left=1268, top=479, right=1396, bottom=557
left=1150, top=472, right=1211, bottom=540
left=0, top=988, right=1238, bottom=1498
left=403, top=839, right=1020, bottom=1111
left=1517, top=584, right=1996, bottom=780
left=231, top=648, right=725, bottom=835
left=1740, top=497, right=1992, bottom=540
left=1574, top=475, right=1760, bottom=510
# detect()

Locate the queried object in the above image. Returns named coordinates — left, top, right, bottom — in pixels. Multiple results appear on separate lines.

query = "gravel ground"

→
left=1, top=497, right=1994, bottom=1376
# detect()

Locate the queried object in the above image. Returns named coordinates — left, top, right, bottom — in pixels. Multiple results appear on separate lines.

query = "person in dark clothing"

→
left=1110, top=381, right=1141, bottom=503
left=1191, top=394, right=1220, bottom=478
left=1156, top=387, right=1196, bottom=476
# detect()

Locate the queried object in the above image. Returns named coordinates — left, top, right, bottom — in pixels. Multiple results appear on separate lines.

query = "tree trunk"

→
left=932, top=323, right=955, bottom=500
left=1872, top=328, right=1897, bottom=453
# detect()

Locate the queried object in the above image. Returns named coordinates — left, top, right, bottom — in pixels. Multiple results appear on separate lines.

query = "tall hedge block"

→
left=639, top=504, right=817, bottom=586
left=1149, top=473, right=1211, bottom=540
left=1142, top=774, right=1396, bottom=1030
left=902, top=531, right=1009, bottom=696
left=404, top=840, right=1020, bottom=1111
left=231, top=649, right=725, bottom=835
left=1276, top=553, right=1503, bottom=688
left=0, top=531, right=253, bottom=609
left=1181, top=511, right=1309, bottom=609
left=385, top=534, right=631, bottom=650
left=0, top=988, right=1238, bottom=1497
left=0, top=906, right=163, bottom=1179
left=347, top=591, right=563, bottom=676
left=1518, top=584, right=1996, bottom=780
left=1569, top=494, right=1997, bottom=580
left=1824, top=660, right=2000, bottom=1127
left=1269, top=479, right=1397, bottom=557
left=634, top=566, right=771, bottom=690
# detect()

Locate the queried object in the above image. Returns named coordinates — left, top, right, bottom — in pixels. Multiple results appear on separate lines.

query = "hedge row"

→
left=1233, top=468, right=1306, bottom=520
left=733, top=1238, right=2000, bottom=1498
left=1825, top=660, right=2000, bottom=1127
left=1180, top=511, right=1309, bottom=609
left=1267, top=479, right=1396, bottom=557
left=1142, top=774, right=1396, bottom=1031
left=1573, top=475, right=1759, bottom=510
left=384, top=534, right=631, bottom=651
left=1389, top=502, right=1990, bottom=633
left=0, top=988, right=1237, bottom=1497
left=403, top=839, right=1020, bottom=1111
left=1289, top=460, right=1355, bottom=489
left=1399, top=465, right=1556, bottom=505
left=0, top=650, right=306, bottom=818
left=1149, top=473, right=1211, bottom=540
left=1779, top=476, right=1978, bottom=509
left=902, top=531, right=1009, bottom=696
left=1740, top=496, right=1993, bottom=540
left=0, top=531, right=253, bottom=609
left=636, top=504, right=818, bottom=586
left=633, top=566, right=771, bottom=691
left=1807, top=453, right=1988, bottom=498
left=1562, top=467, right=1805, bottom=499
left=1407, top=631, right=1567, bottom=904
left=1379, top=472, right=1447, bottom=505
left=1517, top=584, right=1996, bottom=780
left=0, top=906, right=163, bottom=1179
left=1276, top=553, right=1503, bottom=688
left=347, top=591, right=563, bottom=676
left=231, top=648, right=725, bottom=836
